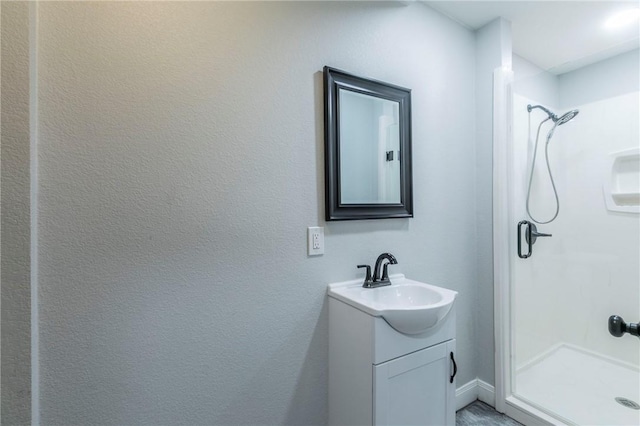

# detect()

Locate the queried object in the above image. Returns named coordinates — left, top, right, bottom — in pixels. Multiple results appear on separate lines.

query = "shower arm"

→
left=527, top=104, right=557, bottom=121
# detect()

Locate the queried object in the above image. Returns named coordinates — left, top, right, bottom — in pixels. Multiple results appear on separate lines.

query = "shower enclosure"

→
left=494, top=51, right=640, bottom=425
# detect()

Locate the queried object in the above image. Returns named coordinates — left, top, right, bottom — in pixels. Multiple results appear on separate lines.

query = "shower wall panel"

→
left=512, top=89, right=639, bottom=370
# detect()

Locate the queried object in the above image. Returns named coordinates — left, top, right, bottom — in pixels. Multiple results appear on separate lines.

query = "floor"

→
left=516, top=344, right=640, bottom=426
left=456, top=401, right=522, bottom=426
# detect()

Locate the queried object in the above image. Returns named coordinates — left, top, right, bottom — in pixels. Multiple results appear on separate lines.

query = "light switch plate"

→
left=307, top=227, right=324, bottom=256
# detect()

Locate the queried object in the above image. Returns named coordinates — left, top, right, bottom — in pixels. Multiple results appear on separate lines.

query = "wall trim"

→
left=456, top=378, right=496, bottom=411
left=29, top=2, right=39, bottom=424
left=492, top=67, right=514, bottom=415
left=477, top=379, right=496, bottom=407
left=455, top=379, right=478, bottom=411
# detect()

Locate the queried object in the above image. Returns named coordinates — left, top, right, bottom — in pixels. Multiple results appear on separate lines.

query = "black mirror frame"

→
left=323, top=66, right=413, bottom=221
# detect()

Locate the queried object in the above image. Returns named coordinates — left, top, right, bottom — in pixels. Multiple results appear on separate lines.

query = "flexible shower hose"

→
left=526, top=117, right=560, bottom=224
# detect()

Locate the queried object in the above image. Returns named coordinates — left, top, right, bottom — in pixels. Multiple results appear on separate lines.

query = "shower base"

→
left=515, top=343, right=640, bottom=426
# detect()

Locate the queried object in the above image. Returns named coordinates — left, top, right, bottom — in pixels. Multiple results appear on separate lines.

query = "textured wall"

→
left=1, top=2, right=32, bottom=424
left=36, top=2, right=479, bottom=424
left=474, top=18, right=512, bottom=386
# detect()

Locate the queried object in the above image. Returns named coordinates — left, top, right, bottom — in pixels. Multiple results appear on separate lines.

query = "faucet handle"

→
left=357, top=265, right=373, bottom=287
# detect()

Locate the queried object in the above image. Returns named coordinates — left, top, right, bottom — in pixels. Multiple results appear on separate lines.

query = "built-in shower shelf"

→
left=604, top=148, right=640, bottom=213
left=611, top=192, right=640, bottom=206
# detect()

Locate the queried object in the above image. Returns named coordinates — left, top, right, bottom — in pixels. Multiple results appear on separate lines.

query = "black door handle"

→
left=449, top=352, right=457, bottom=383
left=609, top=315, right=640, bottom=338
left=517, top=221, right=532, bottom=259
left=518, top=220, right=552, bottom=259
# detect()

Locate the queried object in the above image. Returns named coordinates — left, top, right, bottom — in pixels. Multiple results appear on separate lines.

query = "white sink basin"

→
left=328, top=274, right=457, bottom=335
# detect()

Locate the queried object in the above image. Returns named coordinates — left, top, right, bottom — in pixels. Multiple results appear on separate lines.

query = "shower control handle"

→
left=526, top=223, right=552, bottom=245
left=532, top=229, right=551, bottom=237
left=608, top=315, right=640, bottom=339
left=518, top=221, right=552, bottom=259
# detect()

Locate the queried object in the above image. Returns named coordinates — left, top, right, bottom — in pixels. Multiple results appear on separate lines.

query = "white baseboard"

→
left=477, top=379, right=495, bottom=407
left=455, top=379, right=479, bottom=411
left=456, top=378, right=496, bottom=411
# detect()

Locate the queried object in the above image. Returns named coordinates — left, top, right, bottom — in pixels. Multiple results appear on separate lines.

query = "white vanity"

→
left=328, top=274, right=458, bottom=426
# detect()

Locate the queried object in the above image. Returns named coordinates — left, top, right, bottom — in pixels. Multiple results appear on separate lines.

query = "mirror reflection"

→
left=339, top=89, right=401, bottom=204
left=324, top=66, right=412, bottom=221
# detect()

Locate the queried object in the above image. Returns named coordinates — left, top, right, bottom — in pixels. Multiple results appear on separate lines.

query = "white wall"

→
left=512, top=52, right=640, bottom=368
left=560, top=49, right=640, bottom=108
left=34, top=2, right=481, bottom=424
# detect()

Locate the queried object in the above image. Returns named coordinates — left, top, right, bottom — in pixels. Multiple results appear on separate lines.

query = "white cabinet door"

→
left=373, top=339, right=456, bottom=426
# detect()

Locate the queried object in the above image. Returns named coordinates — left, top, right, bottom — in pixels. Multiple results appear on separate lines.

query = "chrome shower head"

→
left=556, top=109, right=579, bottom=125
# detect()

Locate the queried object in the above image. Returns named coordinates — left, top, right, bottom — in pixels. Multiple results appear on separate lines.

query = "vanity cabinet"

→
left=328, top=295, right=457, bottom=426
left=374, top=339, right=456, bottom=425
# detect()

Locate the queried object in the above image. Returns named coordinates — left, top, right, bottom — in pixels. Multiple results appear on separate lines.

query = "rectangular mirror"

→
left=324, top=66, right=413, bottom=220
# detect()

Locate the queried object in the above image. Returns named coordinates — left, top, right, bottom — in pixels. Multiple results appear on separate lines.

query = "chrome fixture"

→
left=556, top=109, right=580, bottom=125
left=527, top=104, right=579, bottom=127
left=357, top=253, right=398, bottom=288
left=525, top=104, right=580, bottom=224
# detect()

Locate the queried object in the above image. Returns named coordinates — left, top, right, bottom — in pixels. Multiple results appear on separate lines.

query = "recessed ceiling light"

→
left=604, top=8, right=640, bottom=29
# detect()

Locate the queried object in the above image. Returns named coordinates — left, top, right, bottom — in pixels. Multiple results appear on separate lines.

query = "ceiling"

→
left=423, top=1, right=640, bottom=74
